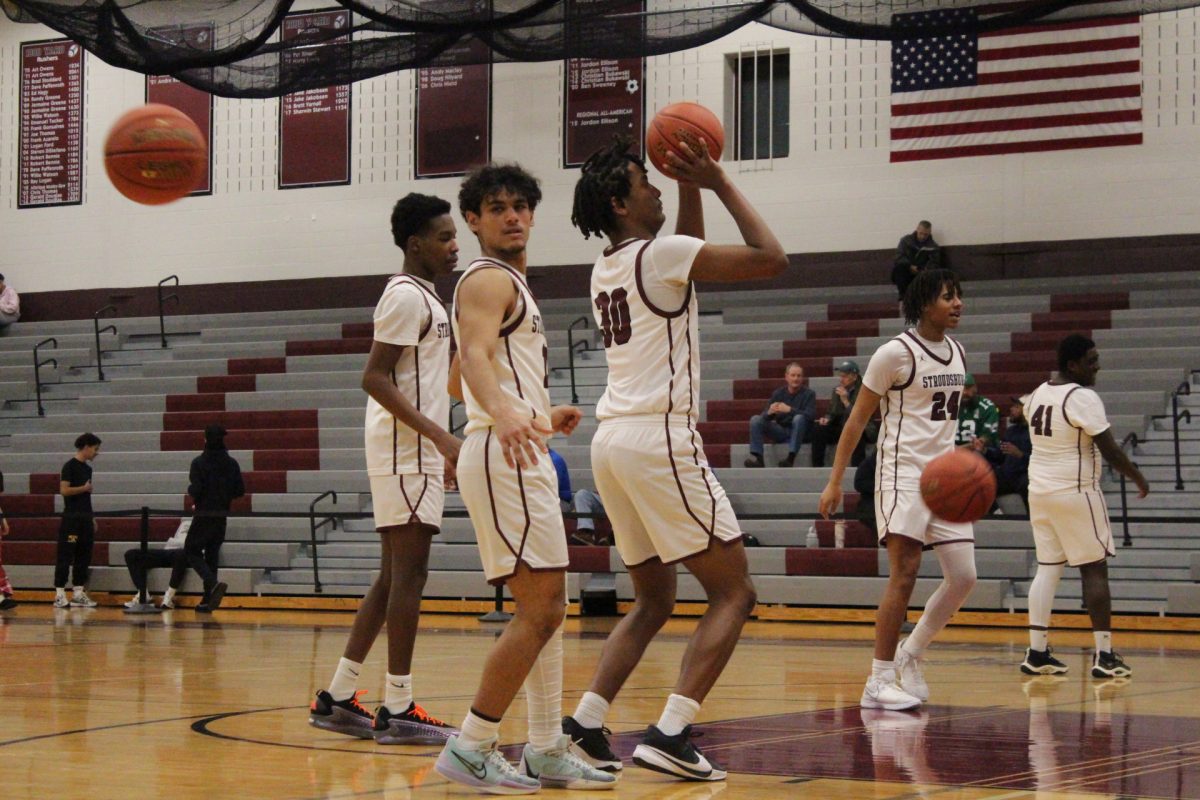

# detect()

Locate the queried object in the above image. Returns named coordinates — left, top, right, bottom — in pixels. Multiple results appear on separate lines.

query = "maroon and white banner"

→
left=565, top=57, right=644, bottom=167
left=279, top=9, right=352, bottom=188
left=19, top=39, right=83, bottom=208
left=146, top=25, right=214, bottom=195
left=415, top=38, right=490, bottom=178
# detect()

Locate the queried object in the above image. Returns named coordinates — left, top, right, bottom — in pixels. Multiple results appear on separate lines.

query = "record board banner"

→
left=565, top=58, right=644, bottom=167
left=146, top=25, right=214, bottom=195
left=279, top=9, right=351, bottom=189
left=19, top=39, right=83, bottom=208
left=415, top=38, right=490, bottom=178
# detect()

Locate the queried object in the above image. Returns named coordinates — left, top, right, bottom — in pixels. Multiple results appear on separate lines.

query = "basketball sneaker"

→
left=159, top=596, right=175, bottom=610
left=373, top=702, right=457, bottom=745
left=70, top=591, right=98, bottom=608
left=632, top=725, right=726, bottom=782
left=1020, top=647, right=1069, bottom=675
left=435, top=734, right=541, bottom=795
left=0, top=596, right=17, bottom=611
left=520, top=735, right=618, bottom=789
left=1091, top=651, right=1132, bottom=678
left=894, top=639, right=929, bottom=702
left=562, top=716, right=622, bottom=772
left=53, top=594, right=70, bottom=609
left=308, top=690, right=375, bottom=739
left=861, top=676, right=922, bottom=711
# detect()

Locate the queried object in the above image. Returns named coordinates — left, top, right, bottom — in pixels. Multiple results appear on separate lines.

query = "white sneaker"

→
left=895, top=639, right=929, bottom=702
left=53, top=595, right=70, bottom=608
left=861, top=676, right=922, bottom=711
left=70, top=591, right=98, bottom=608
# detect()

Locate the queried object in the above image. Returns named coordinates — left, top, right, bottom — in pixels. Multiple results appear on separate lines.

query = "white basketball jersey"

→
left=452, top=258, right=551, bottom=436
left=1026, top=381, right=1110, bottom=495
left=591, top=235, right=704, bottom=422
left=863, top=330, right=968, bottom=491
left=364, top=275, right=451, bottom=476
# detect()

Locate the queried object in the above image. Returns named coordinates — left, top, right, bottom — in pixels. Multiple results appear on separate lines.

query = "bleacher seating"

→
left=1, top=269, right=1199, bottom=616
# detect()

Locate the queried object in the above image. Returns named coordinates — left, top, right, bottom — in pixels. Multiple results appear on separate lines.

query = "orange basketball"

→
left=646, top=102, right=724, bottom=177
left=104, top=104, right=206, bottom=205
left=919, top=449, right=997, bottom=523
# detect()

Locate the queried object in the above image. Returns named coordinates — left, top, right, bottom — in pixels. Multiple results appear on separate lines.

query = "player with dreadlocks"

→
left=563, top=135, right=787, bottom=782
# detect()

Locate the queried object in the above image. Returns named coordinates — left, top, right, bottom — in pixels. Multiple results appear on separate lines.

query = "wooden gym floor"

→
left=4, top=606, right=1200, bottom=799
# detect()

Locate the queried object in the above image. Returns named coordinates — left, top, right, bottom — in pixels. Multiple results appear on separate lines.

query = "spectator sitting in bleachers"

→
left=744, top=361, right=816, bottom=468
left=812, top=361, right=865, bottom=468
left=986, top=395, right=1032, bottom=514
left=549, top=448, right=610, bottom=545
left=123, top=522, right=189, bottom=610
left=0, top=273, right=18, bottom=329
left=955, top=373, right=999, bottom=452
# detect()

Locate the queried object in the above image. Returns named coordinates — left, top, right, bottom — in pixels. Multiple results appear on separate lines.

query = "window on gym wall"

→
left=729, top=47, right=789, bottom=163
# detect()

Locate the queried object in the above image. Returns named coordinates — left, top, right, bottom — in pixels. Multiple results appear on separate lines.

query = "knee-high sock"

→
left=525, top=626, right=564, bottom=752
left=905, top=541, right=977, bottom=656
left=1027, top=562, right=1064, bottom=650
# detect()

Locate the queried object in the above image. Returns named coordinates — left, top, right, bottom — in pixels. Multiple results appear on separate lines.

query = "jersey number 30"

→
left=931, top=390, right=961, bottom=421
left=595, top=288, right=632, bottom=347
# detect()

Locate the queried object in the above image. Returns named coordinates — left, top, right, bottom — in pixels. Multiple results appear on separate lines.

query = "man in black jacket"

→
left=186, top=424, right=245, bottom=611
left=744, top=362, right=816, bottom=468
left=891, top=221, right=941, bottom=302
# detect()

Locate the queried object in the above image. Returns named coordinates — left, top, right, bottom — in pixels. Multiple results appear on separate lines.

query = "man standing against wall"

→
left=54, top=433, right=101, bottom=608
left=891, top=221, right=941, bottom=304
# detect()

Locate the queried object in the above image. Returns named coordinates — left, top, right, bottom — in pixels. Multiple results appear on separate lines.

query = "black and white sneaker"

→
left=1020, top=647, right=1069, bottom=675
left=373, top=702, right=457, bottom=745
left=563, top=716, right=623, bottom=772
left=309, top=690, right=376, bottom=739
left=632, top=725, right=725, bottom=782
left=1092, top=650, right=1132, bottom=678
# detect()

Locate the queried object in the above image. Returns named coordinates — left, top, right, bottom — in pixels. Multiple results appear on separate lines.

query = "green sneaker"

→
left=520, top=734, right=618, bottom=790
left=435, top=734, right=541, bottom=795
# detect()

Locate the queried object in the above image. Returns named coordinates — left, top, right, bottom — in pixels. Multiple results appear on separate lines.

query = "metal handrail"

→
left=566, top=315, right=591, bottom=405
left=93, top=304, right=118, bottom=381
left=157, top=275, right=180, bottom=348
left=1151, top=379, right=1192, bottom=491
left=1117, top=432, right=1139, bottom=547
left=32, top=337, right=58, bottom=417
left=308, top=490, right=338, bottom=593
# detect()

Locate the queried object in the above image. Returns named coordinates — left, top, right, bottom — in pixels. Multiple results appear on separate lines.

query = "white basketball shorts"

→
left=876, top=489, right=974, bottom=548
left=369, top=474, right=445, bottom=532
left=1029, top=490, right=1114, bottom=566
left=591, top=418, right=742, bottom=567
left=457, top=429, right=568, bottom=585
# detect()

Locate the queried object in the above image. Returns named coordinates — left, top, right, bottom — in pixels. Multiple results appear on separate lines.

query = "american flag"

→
left=890, top=8, right=1141, bottom=162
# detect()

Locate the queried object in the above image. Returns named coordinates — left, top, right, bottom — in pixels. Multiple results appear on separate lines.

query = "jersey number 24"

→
left=595, top=289, right=632, bottom=347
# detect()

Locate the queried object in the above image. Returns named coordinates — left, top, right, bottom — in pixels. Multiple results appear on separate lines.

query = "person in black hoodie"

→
left=186, top=424, right=245, bottom=611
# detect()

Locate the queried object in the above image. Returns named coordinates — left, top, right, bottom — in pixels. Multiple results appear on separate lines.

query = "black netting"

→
left=3, top=0, right=1186, bottom=97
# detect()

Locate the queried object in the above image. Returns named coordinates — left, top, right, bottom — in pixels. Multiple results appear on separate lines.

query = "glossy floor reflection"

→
left=3, top=606, right=1200, bottom=799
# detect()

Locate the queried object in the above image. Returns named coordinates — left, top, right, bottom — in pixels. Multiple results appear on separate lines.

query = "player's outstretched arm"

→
left=1095, top=429, right=1150, bottom=498
left=818, top=387, right=882, bottom=518
left=662, top=140, right=787, bottom=284
left=363, top=340, right=461, bottom=466
left=457, top=269, right=552, bottom=469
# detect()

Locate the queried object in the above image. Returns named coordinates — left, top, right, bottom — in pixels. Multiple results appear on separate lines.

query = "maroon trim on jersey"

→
left=504, top=338, right=526, bottom=401
left=454, top=262, right=528, bottom=336
left=927, top=537, right=974, bottom=549
left=603, top=237, right=643, bottom=257
left=635, top=241, right=693, bottom=319
left=951, top=336, right=966, bottom=368
left=902, top=329, right=954, bottom=366
left=399, top=474, right=430, bottom=525
left=893, top=338, right=918, bottom=391
left=1037, top=559, right=1069, bottom=566
left=1075, top=427, right=1084, bottom=492
left=662, top=315, right=717, bottom=537
left=498, top=291, right=528, bottom=338
left=660, top=534, right=744, bottom=567
left=391, top=366, right=399, bottom=475
left=393, top=273, right=446, bottom=306
left=1060, top=386, right=1081, bottom=429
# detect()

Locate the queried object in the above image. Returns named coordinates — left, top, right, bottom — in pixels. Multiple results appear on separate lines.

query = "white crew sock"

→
left=162, top=587, right=177, bottom=605
left=384, top=673, right=413, bottom=713
left=525, top=626, right=564, bottom=753
left=656, top=694, right=700, bottom=737
left=572, top=691, right=610, bottom=730
left=906, top=541, right=977, bottom=655
left=327, top=656, right=362, bottom=702
left=459, top=710, right=501, bottom=750
left=872, top=659, right=896, bottom=682
left=1094, top=631, right=1112, bottom=654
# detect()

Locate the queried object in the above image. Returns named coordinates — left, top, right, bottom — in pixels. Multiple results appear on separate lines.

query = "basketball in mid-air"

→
left=104, top=104, right=206, bottom=205
left=646, top=101, right=724, bottom=176
left=920, top=449, right=997, bottom=523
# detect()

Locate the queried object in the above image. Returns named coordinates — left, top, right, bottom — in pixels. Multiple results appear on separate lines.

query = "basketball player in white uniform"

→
left=820, top=268, right=978, bottom=710
left=434, top=164, right=614, bottom=794
left=310, top=193, right=459, bottom=744
left=560, top=136, right=787, bottom=781
left=1020, top=334, right=1148, bottom=680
